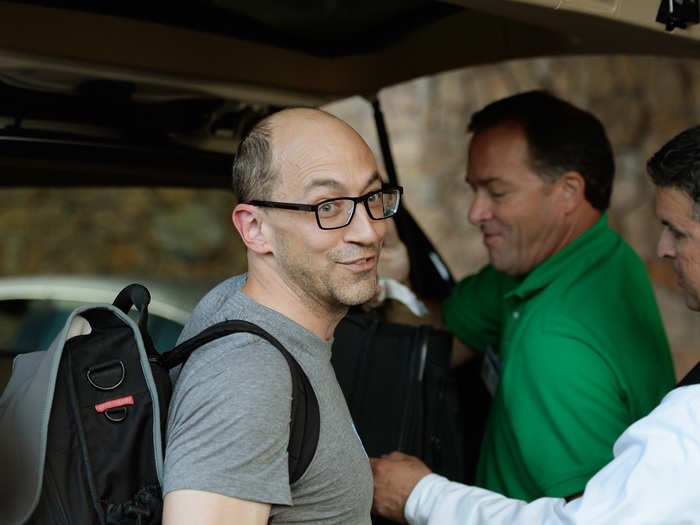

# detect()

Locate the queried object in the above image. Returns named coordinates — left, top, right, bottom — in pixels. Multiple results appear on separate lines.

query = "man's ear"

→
left=555, top=171, right=586, bottom=213
left=232, top=204, right=272, bottom=255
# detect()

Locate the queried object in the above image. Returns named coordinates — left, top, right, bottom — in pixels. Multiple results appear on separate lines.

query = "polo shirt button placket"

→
left=512, top=311, right=520, bottom=319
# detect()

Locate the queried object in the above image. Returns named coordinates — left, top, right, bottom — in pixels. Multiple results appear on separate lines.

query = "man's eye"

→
left=367, top=192, right=380, bottom=204
left=318, top=201, right=340, bottom=216
left=667, top=225, right=683, bottom=240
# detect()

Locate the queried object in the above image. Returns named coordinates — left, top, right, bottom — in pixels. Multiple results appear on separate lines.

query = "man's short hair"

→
left=468, top=90, right=615, bottom=211
left=232, top=117, right=276, bottom=203
left=648, top=125, right=700, bottom=219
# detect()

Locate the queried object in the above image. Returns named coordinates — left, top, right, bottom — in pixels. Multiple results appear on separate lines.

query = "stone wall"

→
left=2, top=54, right=700, bottom=378
left=0, top=187, right=246, bottom=279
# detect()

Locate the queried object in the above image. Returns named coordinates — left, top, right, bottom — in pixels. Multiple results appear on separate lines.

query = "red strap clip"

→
left=95, top=395, right=135, bottom=413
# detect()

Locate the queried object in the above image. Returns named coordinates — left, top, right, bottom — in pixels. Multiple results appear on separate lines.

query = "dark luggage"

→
left=0, top=284, right=317, bottom=525
left=331, top=309, right=466, bottom=524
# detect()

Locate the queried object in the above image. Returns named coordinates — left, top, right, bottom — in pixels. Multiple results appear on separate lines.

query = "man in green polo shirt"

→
left=440, top=91, right=675, bottom=502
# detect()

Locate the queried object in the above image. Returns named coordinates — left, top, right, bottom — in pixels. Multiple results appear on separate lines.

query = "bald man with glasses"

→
left=162, top=108, right=399, bottom=525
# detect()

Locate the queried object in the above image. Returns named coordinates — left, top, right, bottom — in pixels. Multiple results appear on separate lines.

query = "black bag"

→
left=0, top=284, right=318, bottom=525
left=331, top=309, right=466, bottom=524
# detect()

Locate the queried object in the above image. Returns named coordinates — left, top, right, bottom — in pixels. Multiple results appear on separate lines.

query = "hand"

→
left=370, top=452, right=432, bottom=524
left=377, top=217, right=410, bottom=284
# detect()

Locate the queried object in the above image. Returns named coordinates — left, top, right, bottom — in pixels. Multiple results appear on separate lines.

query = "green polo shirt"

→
left=443, top=213, right=675, bottom=501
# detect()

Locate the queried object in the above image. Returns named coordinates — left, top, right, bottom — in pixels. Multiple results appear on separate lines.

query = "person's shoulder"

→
left=568, top=230, right=654, bottom=303
left=179, top=274, right=248, bottom=340
left=605, top=227, right=645, bottom=263
left=180, top=330, right=290, bottom=380
left=193, top=274, right=247, bottom=317
left=588, top=221, right=648, bottom=274
left=171, top=331, right=294, bottom=411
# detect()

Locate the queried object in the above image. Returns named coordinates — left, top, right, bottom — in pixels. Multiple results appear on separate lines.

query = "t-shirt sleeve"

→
left=442, top=266, right=517, bottom=352
left=162, top=335, right=294, bottom=505
left=511, top=330, right=630, bottom=498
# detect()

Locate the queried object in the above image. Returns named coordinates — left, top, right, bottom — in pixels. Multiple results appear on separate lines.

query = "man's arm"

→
left=371, top=452, right=569, bottom=525
left=371, top=453, right=581, bottom=525
left=372, top=386, right=700, bottom=525
left=163, top=341, right=296, bottom=521
left=163, top=490, right=270, bottom=525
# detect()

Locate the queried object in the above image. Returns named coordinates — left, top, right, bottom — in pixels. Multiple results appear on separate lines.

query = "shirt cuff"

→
left=405, top=473, right=450, bottom=524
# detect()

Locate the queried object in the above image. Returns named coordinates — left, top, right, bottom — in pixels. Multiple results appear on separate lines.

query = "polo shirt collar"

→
left=505, top=212, right=613, bottom=301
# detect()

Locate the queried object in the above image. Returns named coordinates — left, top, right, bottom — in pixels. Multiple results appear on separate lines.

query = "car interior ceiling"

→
left=4, top=1, right=700, bottom=108
left=4, top=0, right=463, bottom=58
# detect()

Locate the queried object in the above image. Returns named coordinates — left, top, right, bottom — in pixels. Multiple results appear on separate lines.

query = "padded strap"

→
left=163, top=320, right=319, bottom=484
left=112, top=284, right=151, bottom=332
left=113, top=283, right=159, bottom=357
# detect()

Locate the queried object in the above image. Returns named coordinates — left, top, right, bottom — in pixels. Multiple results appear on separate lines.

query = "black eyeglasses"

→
left=246, top=185, right=403, bottom=230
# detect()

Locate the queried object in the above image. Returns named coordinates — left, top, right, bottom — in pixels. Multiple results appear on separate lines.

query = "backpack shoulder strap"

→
left=163, top=319, right=320, bottom=484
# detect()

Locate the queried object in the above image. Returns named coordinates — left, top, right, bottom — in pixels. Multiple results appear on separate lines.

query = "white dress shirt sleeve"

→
left=405, top=385, right=700, bottom=525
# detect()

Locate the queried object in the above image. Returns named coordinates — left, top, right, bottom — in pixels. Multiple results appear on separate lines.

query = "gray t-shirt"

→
left=163, top=274, right=373, bottom=524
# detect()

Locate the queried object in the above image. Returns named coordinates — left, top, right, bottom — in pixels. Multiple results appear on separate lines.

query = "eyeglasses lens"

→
left=367, top=192, right=385, bottom=219
left=381, top=190, right=399, bottom=217
left=317, top=199, right=354, bottom=229
left=316, top=189, right=400, bottom=229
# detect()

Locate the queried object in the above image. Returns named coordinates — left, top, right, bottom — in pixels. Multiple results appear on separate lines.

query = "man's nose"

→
left=657, top=229, right=676, bottom=259
left=345, top=202, right=384, bottom=243
left=468, top=191, right=492, bottom=225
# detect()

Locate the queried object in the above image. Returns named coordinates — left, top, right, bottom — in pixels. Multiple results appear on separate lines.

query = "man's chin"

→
left=490, top=255, right=531, bottom=277
left=334, top=279, right=378, bottom=307
left=342, top=289, right=377, bottom=307
left=489, top=257, right=514, bottom=275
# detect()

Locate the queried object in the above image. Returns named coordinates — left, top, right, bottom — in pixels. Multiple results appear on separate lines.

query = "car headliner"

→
left=3, top=1, right=700, bottom=101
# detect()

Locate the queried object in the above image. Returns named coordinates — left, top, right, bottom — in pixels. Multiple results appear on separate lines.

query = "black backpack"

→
left=0, top=284, right=319, bottom=525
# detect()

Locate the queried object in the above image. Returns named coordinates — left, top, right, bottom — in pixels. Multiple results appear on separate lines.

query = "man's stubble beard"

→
left=274, top=235, right=379, bottom=312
